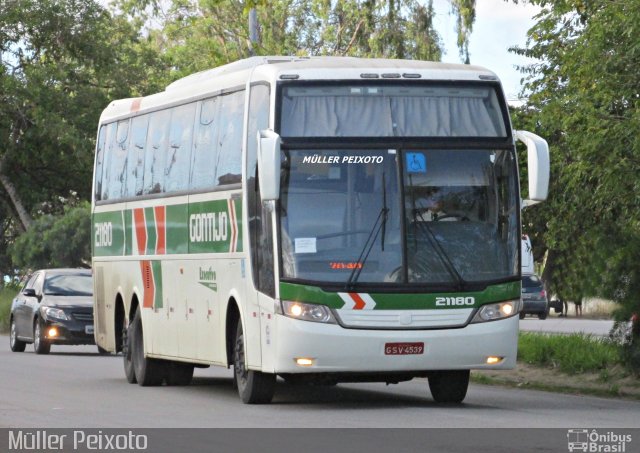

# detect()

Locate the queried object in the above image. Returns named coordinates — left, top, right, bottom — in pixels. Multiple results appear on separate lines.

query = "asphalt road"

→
left=1, top=336, right=638, bottom=430
left=519, top=318, right=615, bottom=336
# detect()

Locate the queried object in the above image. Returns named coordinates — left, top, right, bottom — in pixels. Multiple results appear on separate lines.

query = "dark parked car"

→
left=520, top=274, right=549, bottom=320
left=9, top=269, right=102, bottom=354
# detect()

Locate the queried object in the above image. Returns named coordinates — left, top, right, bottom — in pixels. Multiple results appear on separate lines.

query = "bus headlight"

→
left=471, top=300, right=521, bottom=323
left=281, top=301, right=337, bottom=324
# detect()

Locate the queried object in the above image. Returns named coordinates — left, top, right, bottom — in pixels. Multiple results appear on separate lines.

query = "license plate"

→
left=85, top=325, right=94, bottom=335
left=384, top=342, right=424, bottom=355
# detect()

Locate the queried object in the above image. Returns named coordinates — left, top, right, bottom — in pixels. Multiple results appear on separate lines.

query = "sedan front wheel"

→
left=33, top=319, right=51, bottom=355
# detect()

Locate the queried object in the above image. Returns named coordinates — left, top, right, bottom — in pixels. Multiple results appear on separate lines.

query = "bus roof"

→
left=99, top=56, right=501, bottom=124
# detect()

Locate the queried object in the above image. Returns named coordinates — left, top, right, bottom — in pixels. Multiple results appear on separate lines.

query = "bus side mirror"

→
left=257, top=129, right=281, bottom=201
left=516, top=130, right=550, bottom=208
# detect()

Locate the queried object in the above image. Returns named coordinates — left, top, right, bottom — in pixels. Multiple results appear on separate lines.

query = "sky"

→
left=432, top=0, right=541, bottom=102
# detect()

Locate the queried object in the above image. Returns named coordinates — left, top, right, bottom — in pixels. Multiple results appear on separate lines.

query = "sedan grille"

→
left=72, top=312, right=93, bottom=322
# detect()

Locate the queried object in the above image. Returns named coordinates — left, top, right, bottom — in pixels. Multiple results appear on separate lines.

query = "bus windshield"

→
left=279, top=148, right=518, bottom=287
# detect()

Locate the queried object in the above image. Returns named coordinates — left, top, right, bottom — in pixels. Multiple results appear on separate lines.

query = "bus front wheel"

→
left=233, top=322, right=275, bottom=404
left=428, top=370, right=469, bottom=403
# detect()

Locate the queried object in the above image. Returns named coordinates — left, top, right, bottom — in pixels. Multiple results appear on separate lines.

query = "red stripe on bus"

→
left=133, top=208, right=147, bottom=255
left=154, top=206, right=166, bottom=255
left=130, top=98, right=142, bottom=113
left=140, top=260, right=155, bottom=309
left=350, top=292, right=366, bottom=310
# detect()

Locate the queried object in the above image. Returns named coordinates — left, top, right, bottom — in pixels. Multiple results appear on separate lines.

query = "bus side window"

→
left=100, top=123, right=117, bottom=201
left=143, top=109, right=170, bottom=195
left=105, top=119, right=129, bottom=201
left=215, top=90, right=244, bottom=186
left=94, top=125, right=106, bottom=201
left=191, top=97, right=219, bottom=191
left=127, top=115, right=149, bottom=197
left=166, top=103, right=196, bottom=193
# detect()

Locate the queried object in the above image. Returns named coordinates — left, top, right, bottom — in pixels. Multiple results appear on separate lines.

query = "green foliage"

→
left=518, top=332, right=622, bottom=375
left=117, top=0, right=444, bottom=80
left=10, top=202, right=91, bottom=270
left=510, top=0, right=640, bottom=333
left=0, top=0, right=167, bottom=272
left=0, top=284, right=19, bottom=333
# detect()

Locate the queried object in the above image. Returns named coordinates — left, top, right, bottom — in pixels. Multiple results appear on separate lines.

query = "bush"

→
left=0, top=284, right=20, bottom=333
left=10, top=202, right=91, bottom=270
left=518, top=332, right=622, bottom=374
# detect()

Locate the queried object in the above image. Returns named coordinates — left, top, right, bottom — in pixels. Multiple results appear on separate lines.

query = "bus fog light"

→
left=295, top=358, right=315, bottom=367
left=282, top=301, right=337, bottom=324
left=472, top=300, right=519, bottom=323
left=486, top=356, right=503, bottom=365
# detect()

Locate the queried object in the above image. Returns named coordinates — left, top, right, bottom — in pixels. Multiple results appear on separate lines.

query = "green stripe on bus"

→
left=152, top=260, right=163, bottom=309
left=124, top=210, right=133, bottom=256
left=93, top=211, right=125, bottom=257
left=93, top=197, right=243, bottom=256
left=166, top=204, right=189, bottom=254
left=145, top=207, right=157, bottom=256
left=279, top=281, right=521, bottom=310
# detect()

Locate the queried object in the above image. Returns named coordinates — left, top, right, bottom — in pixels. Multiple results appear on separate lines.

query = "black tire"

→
left=130, top=308, right=165, bottom=386
left=9, top=317, right=26, bottom=352
left=33, top=319, right=51, bottom=355
left=234, top=322, right=275, bottom=404
left=538, top=311, right=548, bottom=320
left=428, top=370, right=470, bottom=404
left=97, top=346, right=110, bottom=355
left=122, top=316, right=137, bottom=384
left=519, top=312, right=526, bottom=320
left=166, top=362, right=194, bottom=386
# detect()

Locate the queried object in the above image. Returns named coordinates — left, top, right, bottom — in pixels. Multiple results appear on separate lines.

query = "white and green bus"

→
left=92, top=56, right=549, bottom=404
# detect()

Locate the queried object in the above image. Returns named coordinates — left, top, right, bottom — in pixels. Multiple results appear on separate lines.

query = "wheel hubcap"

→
left=34, top=323, right=40, bottom=349
left=10, top=322, right=16, bottom=346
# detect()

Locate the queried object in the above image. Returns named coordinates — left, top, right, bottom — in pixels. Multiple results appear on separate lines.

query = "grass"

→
left=518, top=331, right=623, bottom=374
left=0, top=285, right=19, bottom=334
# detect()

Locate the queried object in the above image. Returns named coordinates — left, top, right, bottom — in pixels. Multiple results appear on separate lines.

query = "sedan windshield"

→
left=44, top=274, right=93, bottom=296
left=280, top=148, right=518, bottom=287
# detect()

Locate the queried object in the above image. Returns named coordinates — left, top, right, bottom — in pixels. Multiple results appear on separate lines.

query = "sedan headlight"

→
left=41, top=306, right=69, bottom=321
left=471, top=300, right=522, bottom=323
left=281, top=301, right=337, bottom=324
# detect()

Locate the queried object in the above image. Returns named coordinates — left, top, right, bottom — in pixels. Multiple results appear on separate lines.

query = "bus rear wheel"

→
left=428, top=370, right=469, bottom=403
left=122, top=316, right=137, bottom=384
left=233, top=322, right=275, bottom=404
left=130, top=308, right=164, bottom=386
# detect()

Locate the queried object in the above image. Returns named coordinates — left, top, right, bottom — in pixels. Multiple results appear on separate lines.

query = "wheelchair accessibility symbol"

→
left=406, top=152, right=426, bottom=173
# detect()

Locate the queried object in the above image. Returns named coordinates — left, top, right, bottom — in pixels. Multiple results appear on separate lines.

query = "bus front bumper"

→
left=272, top=314, right=518, bottom=374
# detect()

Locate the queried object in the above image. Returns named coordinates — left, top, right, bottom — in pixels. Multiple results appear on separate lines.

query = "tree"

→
left=0, top=0, right=167, bottom=276
left=511, top=0, right=640, bottom=361
left=10, top=201, right=92, bottom=270
left=0, top=0, right=168, bottom=230
left=114, top=0, right=486, bottom=78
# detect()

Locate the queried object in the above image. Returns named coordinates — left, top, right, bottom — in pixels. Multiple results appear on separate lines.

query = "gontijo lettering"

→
left=190, top=212, right=228, bottom=242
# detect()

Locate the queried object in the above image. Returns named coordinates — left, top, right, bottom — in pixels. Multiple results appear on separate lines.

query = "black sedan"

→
left=9, top=269, right=103, bottom=354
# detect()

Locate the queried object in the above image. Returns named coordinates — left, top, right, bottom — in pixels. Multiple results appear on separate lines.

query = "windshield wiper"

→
left=407, top=174, right=467, bottom=291
left=413, top=218, right=467, bottom=291
left=345, top=172, right=389, bottom=290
